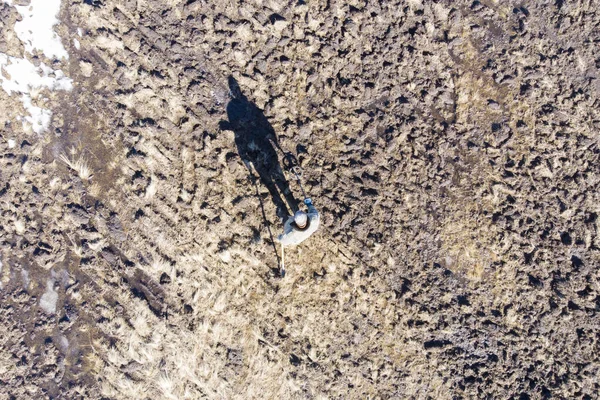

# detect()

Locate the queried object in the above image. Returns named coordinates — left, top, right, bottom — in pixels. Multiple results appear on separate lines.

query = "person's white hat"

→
left=294, top=211, right=308, bottom=228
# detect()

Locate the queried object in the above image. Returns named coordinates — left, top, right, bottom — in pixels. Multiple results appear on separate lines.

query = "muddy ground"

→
left=1, top=0, right=599, bottom=399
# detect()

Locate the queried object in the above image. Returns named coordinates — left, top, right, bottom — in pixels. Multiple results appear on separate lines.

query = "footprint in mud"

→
left=219, top=76, right=298, bottom=220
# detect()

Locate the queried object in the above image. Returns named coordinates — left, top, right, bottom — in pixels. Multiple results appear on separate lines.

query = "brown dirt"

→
left=1, top=0, right=599, bottom=399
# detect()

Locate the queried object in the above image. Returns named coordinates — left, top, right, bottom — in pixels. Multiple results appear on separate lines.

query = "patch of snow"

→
left=40, top=279, right=58, bottom=314
left=21, top=269, right=30, bottom=288
left=20, top=102, right=52, bottom=133
left=7, top=139, right=16, bottom=148
left=13, top=0, right=69, bottom=60
left=73, top=38, right=80, bottom=50
left=20, top=94, right=52, bottom=134
left=0, top=54, right=72, bottom=133
left=219, top=250, right=231, bottom=263
left=77, top=28, right=83, bottom=37
left=14, top=219, right=25, bottom=234
left=58, top=335, right=69, bottom=351
left=0, top=0, right=72, bottom=134
left=145, top=177, right=157, bottom=198
left=0, top=55, right=72, bottom=94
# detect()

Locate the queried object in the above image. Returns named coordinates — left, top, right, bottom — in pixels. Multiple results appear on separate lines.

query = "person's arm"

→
left=304, top=198, right=318, bottom=215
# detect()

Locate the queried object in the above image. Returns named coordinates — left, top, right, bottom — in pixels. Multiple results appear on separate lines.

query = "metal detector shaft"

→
left=266, top=137, right=309, bottom=201
left=290, top=166, right=308, bottom=200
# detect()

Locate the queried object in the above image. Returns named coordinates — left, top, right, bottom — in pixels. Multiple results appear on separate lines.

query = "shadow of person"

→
left=220, top=76, right=298, bottom=220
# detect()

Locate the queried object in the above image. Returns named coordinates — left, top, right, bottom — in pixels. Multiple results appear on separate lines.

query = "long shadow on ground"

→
left=220, top=76, right=298, bottom=276
left=220, top=76, right=298, bottom=219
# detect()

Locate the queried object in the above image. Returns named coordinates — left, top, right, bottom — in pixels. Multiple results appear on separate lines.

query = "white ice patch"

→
left=0, top=54, right=72, bottom=94
left=73, top=38, right=80, bottom=50
left=58, top=335, right=69, bottom=351
left=7, top=138, right=16, bottom=148
left=21, top=269, right=30, bottom=288
left=40, top=279, right=58, bottom=314
left=13, top=0, right=69, bottom=60
left=0, top=53, right=72, bottom=134
left=20, top=94, right=52, bottom=134
left=0, top=0, right=71, bottom=134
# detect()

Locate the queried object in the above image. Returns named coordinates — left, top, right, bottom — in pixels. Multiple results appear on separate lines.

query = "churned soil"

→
left=0, top=0, right=599, bottom=399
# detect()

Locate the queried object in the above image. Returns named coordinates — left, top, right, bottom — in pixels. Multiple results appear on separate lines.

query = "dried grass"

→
left=59, top=152, right=93, bottom=180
